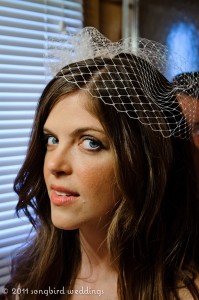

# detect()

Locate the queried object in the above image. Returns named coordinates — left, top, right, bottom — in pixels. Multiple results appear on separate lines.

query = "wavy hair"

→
left=5, top=54, right=199, bottom=299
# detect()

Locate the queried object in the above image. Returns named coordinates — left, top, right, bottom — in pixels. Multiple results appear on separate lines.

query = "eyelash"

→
left=42, top=134, right=104, bottom=151
left=43, top=134, right=58, bottom=146
left=81, top=136, right=104, bottom=151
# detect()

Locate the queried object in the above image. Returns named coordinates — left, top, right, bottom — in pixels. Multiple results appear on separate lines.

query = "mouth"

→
left=54, top=190, right=79, bottom=196
left=50, top=185, right=79, bottom=206
left=51, top=184, right=79, bottom=195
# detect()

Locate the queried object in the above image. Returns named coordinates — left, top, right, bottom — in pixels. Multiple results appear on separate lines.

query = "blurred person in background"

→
left=173, top=72, right=199, bottom=189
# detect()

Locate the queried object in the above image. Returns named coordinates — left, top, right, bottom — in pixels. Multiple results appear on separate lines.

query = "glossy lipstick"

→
left=50, top=185, right=79, bottom=206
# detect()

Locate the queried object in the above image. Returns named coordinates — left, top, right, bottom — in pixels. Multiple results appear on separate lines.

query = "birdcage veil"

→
left=44, top=27, right=198, bottom=139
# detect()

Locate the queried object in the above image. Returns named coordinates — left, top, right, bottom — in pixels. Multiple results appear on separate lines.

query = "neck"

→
left=74, top=225, right=118, bottom=300
left=78, top=223, right=116, bottom=279
left=80, top=225, right=110, bottom=264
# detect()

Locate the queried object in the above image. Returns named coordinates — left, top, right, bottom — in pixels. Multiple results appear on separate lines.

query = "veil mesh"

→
left=45, top=27, right=198, bottom=139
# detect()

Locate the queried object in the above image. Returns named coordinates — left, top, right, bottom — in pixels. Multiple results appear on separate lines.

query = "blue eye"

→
left=48, top=136, right=58, bottom=145
left=44, top=135, right=58, bottom=145
left=82, top=138, right=102, bottom=151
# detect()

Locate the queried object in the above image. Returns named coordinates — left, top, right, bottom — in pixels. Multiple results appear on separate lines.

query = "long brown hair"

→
left=5, top=54, right=199, bottom=299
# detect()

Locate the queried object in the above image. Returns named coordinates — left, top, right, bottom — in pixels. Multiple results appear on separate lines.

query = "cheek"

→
left=79, top=166, right=120, bottom=218
left=80, top=158, right=111, bottom=178
left=79, top=161, right=118, bottom=196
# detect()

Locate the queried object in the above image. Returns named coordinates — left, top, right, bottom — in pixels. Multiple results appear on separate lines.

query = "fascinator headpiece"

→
left=45, top=27, right=198, bottom=138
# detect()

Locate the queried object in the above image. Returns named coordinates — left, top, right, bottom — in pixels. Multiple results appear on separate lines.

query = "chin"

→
left=50, top=206, right=79, bottom=230
left=51, top=216, right=79, bottom=230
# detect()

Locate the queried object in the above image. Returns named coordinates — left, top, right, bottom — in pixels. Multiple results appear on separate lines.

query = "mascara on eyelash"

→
left=42, top=134, right=57, bottom=145
left=80, top=136, right=105, bottom=151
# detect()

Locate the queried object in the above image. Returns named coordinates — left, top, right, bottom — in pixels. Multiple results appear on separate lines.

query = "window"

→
left=0, top=0, right=83, bottom=291
left=166, top=22, right=199, bottom=80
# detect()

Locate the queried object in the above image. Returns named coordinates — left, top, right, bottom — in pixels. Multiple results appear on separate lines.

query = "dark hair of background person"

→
left=172, top=72, right=199, bottom=99
left=172, top=71, right=199, bottom=186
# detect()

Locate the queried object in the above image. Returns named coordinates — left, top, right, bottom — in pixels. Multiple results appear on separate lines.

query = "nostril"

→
left=51, top=169, right=67, bottom=177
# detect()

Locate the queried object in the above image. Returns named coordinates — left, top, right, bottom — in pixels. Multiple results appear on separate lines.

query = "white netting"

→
left=45, top=27, right=199, bottom=139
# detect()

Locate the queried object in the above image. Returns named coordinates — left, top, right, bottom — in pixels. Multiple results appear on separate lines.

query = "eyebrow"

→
left=43, top=126, right=106, bottom=137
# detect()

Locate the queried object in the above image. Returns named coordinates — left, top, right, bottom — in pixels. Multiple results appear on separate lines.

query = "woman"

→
left=4, top=28, right=199, bottom=299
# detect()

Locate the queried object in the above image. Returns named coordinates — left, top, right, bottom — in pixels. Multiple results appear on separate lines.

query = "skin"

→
left=43, top=91, right=119, bottom=299
left=178, top=93, right=199, bottom=148
left=43, top=91, right=120, bottom=231
left=192, top=103, right=199, bottom=149
left=177, top=94, right=199, bottom=186
left=42, top=89, right=198, bottom=299
left=191, top=102, right=199, bottom=191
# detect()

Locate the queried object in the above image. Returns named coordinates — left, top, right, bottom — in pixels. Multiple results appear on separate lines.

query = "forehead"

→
left=48, top=90, right=91, bottom=116
left=177, top=93, right=198, bottom=123
left=44, top=90, right=102, bottom=129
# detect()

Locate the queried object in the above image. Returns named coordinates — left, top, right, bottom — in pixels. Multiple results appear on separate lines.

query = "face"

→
left=43, top=91, right=120, bottom=231
left=178, top=94, right=199, bottom=149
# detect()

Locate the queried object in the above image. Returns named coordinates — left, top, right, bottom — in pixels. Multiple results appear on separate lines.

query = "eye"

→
left=43, top=135, right=59, bottom=146
left=81, top=137, right=103, bottom=151
left=48, top=136, right=58, bottom=145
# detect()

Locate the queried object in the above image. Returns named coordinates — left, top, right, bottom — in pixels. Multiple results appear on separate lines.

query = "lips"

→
left=55, top=191, right=71, bottom=196
left=50, top=184, right=79, bottom=206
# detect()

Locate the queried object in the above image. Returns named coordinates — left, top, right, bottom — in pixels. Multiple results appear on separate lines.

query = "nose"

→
left=45, top=146, right=72, bottom=177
